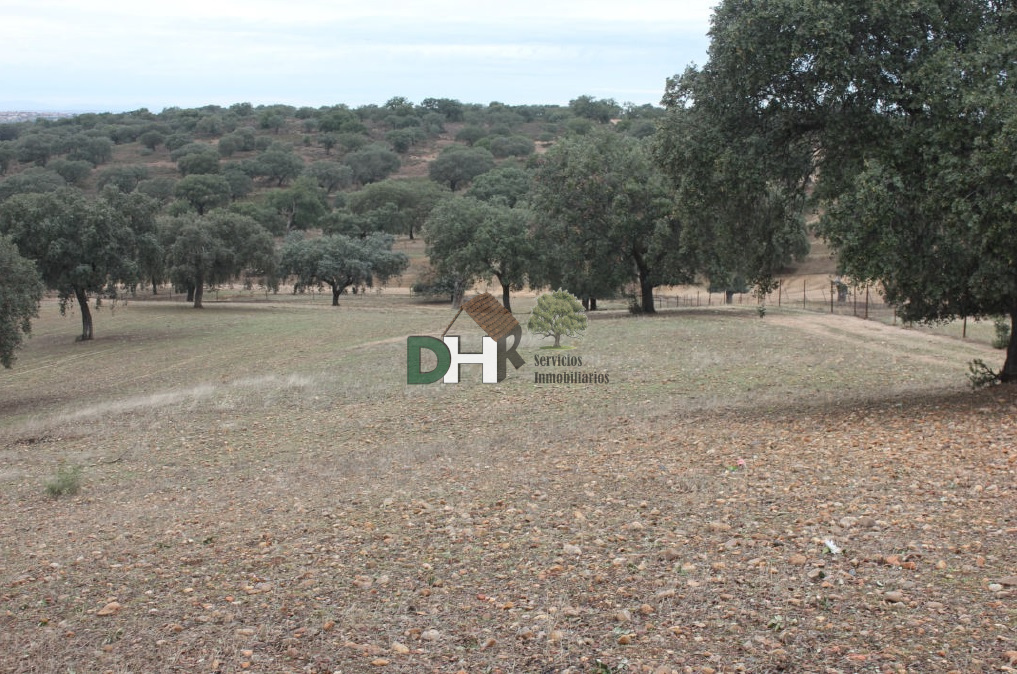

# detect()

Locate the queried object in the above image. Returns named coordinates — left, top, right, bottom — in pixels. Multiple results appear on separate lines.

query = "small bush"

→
left=967, top=359, right=1000, bottom=389
left=45, top=464, right=83, bottom=497
left=992, top=317, right=1010, bottom=350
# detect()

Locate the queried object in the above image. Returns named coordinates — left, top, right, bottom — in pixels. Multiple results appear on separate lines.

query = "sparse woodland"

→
left=1, top=3, right=1015, bottom=672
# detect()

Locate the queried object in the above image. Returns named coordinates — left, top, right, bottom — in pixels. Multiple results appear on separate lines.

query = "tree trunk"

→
left=331, top=284, right=341, bottom=306
left=186, top=285, right=195, bottom=303
left=553, top=332, right=561, bottom=348
left=499, top=279, right=512, bottom=313
left=74, top=287, right=93, bottom=341
left=725, top=290, right=735, bottom=305
left=451, top=278, right=466, bottom=309
left=633, top=250, right=656, bottom=314
left=1002, top=309, right=1017, bottom=383
left=589, top=297, right=597, bottom=311
left=582, top=297, right=589, bottom=311
left=193, top=282, right=204, bottom=308
left=151, top=277, right=158, bottom=295
left=639, top=273, right=656, bottom=314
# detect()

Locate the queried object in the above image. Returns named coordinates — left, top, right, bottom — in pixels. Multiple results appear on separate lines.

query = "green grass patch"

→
left=44, top=464, right=82, bottom=497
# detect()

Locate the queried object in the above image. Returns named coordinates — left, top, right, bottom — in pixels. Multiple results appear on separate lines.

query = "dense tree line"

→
left=0, top=95, right=668, bottom=359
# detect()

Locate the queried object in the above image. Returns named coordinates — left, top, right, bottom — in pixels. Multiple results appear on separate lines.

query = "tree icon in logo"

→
left=528, top=289, right=588, bottom=348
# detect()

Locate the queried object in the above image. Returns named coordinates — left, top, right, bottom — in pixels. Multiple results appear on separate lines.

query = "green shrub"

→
left=45, top=464, right=83, bottom=497
left=992, top=316, right=1010, bottom=349
left=967, top=359, right=1000, bottom=389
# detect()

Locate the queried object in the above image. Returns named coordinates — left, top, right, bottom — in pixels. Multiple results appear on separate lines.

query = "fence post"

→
left=864, top=287, right=869, bottom=319
left=963, top=316, right=967, bottom=339
left=830, top=281, right=834, bottom=314
left=803, top=279, right=807, bottom=309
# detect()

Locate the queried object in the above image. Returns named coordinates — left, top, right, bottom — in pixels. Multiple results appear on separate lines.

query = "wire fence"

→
left=652, top=277, right=899, bottom=323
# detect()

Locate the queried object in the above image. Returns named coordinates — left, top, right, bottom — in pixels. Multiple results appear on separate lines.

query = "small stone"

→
left=856, top=516, right=877, bottom=528
left=549, top=630, right=564, bottom=643
left=988, top=583, right=1004, bottom=592
left=370, top=658, right=390, bottom=666
left=789, top=554, right=808, bottom=566
left=563, top=544, right=582, bottom=556
left=480, top=637, right=497, bottom=651
left=884, top=591, right=905, bottom=603
left=639, top=603, right=654, bottom=615
left=96, top=601, right=122, bottom=616
left=628, top=521, right=644, bottom=531
left=617, top=633, right=633, bottom=645
left=421, top=629, right=441, bottom=641
left=614, top=609, right=632, bottom=622
left=391, top=642, right=410, bottom=654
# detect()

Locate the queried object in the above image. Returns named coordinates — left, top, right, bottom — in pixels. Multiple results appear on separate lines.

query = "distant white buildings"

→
left=0, top=111, right=75, bottom=124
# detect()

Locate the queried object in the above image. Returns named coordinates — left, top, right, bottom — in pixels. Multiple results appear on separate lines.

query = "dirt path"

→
left=769, top=309, right=997, bottom=368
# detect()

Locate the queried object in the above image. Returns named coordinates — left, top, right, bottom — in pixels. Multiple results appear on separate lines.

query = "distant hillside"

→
left=0, top=98, right=660, bottom=193
left=0, top=98, right=665, bottom=292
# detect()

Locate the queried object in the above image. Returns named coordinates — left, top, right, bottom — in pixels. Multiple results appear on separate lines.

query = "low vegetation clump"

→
left=44, top=463, right=82, bottom=497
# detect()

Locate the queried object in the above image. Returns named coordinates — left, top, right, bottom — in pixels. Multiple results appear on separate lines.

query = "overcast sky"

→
left=1, top=0, right=716, bottom=113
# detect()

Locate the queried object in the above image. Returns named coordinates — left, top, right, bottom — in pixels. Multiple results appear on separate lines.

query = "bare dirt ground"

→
left=1, top=299, right=1014, bottom=674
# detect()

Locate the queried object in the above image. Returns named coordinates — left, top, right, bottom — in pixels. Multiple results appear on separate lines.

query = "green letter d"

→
left=406, top=336, right=451, bottom=384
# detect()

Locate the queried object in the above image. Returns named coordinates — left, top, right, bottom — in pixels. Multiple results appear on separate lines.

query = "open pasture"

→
left=1, top=296, right=1014, bottom=673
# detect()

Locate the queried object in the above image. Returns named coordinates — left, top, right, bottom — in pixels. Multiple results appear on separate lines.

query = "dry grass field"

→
left=1, top=292, right=1014, bottom=673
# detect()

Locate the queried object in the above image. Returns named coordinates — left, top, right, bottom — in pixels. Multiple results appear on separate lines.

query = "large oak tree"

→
left=533, top=130, right=692, bottom=313
left=0, top=235, right=44, bottom=367
left=657, top=0, right=1017, bottom=381
left=423, top=196, right=535, bottom=312
left=0, top=188, right=139, bottom=341
left=162, top=210, right=277, bottom=308
left=280, top=232, right=408, bottom=306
